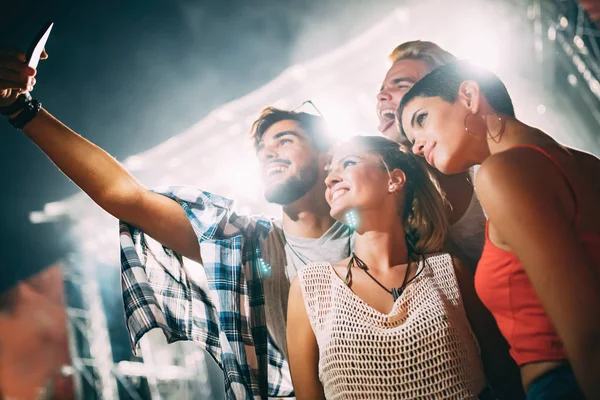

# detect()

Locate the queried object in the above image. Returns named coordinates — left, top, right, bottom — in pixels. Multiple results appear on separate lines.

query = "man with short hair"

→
left=376, top=40, right=486, bottom=271
left=0, top=48, right=351, bottom=398
left=122, top=107, right=352, bottom=399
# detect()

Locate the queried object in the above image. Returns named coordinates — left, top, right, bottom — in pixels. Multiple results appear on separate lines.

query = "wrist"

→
left=2, top=93, right=42, bottom=130
left=0, top=92, right=32, bottom=117
left=9, top=109, right=24, bottom=120
left=9, top=98, right=42, bottom=130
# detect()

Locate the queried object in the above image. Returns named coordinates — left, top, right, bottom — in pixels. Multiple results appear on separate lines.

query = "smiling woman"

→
left=286, top=135, right=524, bottom=399
left=325, top=136, right=447, bottom=253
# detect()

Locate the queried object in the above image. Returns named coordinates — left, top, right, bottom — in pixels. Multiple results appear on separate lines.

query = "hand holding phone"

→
left=26, top=21, right=53, bottom=69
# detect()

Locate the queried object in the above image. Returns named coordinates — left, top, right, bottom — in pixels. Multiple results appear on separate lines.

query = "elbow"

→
left=95, top=181, right=148, bottom=222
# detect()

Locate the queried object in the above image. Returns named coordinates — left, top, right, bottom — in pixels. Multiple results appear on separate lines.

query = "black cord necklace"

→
left=345, top=252, right=424, bottom=301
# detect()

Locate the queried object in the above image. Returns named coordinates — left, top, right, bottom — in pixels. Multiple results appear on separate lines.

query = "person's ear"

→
left=388, top=168, right=406, bottom=192
left=457, top=80, right=482, bottom=115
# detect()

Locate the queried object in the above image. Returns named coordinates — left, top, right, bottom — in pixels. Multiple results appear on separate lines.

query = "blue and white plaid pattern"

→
left=120, top=186, right=292, bottom=399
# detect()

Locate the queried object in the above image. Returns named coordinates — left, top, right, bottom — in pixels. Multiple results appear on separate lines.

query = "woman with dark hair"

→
left=398, top=60, right=600, bottom=399
left=286, top=135, right=521, bottom=399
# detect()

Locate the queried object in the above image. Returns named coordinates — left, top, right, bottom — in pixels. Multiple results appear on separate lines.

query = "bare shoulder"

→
left=475, top=147, right=566, bottom=210
left=475, top=147, right=547, bottom=189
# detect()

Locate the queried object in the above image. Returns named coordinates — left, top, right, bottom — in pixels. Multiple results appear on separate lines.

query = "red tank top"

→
left=474, top=144, right=600, bottom=366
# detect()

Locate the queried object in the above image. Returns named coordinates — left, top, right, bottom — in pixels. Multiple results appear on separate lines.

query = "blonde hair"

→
left=389, top=40, right=457, bottom=71
left=347, top=136, right=448, bottom=255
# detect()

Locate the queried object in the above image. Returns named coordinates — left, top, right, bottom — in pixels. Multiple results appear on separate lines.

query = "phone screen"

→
left=26, top=22, right=54, bottom=69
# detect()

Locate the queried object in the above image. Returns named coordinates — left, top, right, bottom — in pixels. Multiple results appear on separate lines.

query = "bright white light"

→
left=123, top=155, right=145, bottom=171
left=453, top=27, right=500, bottom=71
left=574, top=35, right=584, bottom=49
left=560, top=16, right=568, bottom=28
left=167, top=157, right=183, bottom=169
left=393, top=8, right=409, bottom=22
left=217, top=109, right=234, bottom=122
left=289, top=66, right=307, bottom=81
left=548, top=27, right=556, bottom=41
left=568, top=74, right=578, bottom=86
left=218, top=152, right=263, bottom=201
left=43, top=201, right=68, bottom=216
left=310, top=94, right=365, bottom=142
left=590, top=79, right=600, bottom=96
left=229, top=124, right=243, bottom=136
left=29, top=211, right=48, bottom=224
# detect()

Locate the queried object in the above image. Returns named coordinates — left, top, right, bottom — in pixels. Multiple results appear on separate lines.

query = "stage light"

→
left=560, top=16, right=568, bottom=28
left=453, top=26, right=501, bottom=71
left=311, top=95, right=365, bottom=141
left=568, top=74, right=578, bottom=86
left=43, top=201, right=68, bottom=217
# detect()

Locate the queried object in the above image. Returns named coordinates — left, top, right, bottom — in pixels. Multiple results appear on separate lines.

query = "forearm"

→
left=20, top=108, right=145, bottom=217
left=287, top=278, right=326, bottom=400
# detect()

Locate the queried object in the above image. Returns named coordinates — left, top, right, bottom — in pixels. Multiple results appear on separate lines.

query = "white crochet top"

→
left=297, top=253, right=487, bottom=399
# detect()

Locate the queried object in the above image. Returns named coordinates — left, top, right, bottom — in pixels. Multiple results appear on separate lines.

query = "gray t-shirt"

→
left=448, top=168, right=487, bottom=272
left=261, top=220, right=354, bottom=358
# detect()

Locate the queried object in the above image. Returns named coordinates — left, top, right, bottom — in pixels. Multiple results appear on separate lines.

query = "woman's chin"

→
left=439, top=162, right=469, bottom=176
left=329, top=205, right=349, bottom=223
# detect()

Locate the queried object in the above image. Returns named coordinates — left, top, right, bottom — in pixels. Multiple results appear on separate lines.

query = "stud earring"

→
left=388, top=184, right=395, bottom=192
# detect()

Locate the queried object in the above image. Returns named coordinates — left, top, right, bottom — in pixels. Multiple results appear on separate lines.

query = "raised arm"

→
left=476, top=149, right=600, bottom=399
left=0, top=50, right=200, bottom=262
left=452, top=256, right=524, bottom=399
left=286, top=276, right=325, bottom=400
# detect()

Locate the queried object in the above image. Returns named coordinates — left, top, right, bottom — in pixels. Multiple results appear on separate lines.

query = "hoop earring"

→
left=464, top=112, right=506, bottom=143
left=463, top=113, right=479, bottom=138
left=485, top=113, right=505, bottom=144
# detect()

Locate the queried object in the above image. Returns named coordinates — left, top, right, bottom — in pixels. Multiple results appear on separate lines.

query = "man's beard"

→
left=264, top=165, right=319, bottom=205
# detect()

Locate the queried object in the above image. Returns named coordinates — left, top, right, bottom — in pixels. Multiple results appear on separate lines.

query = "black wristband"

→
left=9, top=98, right=41, bottom=129
left=0, top=93, right=32, bottom=116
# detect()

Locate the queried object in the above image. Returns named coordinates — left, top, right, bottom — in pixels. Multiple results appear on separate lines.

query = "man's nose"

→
left=259, top=146, right=277, bottom=161
left=377, top=89, right=392, bottom=102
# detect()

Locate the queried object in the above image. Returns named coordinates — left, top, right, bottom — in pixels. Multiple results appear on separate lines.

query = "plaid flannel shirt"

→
left=120, top=186, right=292, bottom=399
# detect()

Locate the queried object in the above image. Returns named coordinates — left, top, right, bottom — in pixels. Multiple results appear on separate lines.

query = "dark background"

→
left=0, top=0, right=401, bottom=290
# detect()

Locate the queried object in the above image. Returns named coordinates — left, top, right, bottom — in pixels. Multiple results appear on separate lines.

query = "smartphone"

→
left=26, top=21, right=54, bottom=69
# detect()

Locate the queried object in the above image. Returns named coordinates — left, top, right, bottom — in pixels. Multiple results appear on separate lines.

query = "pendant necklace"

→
left=345, top=252, right=424, bottom=301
